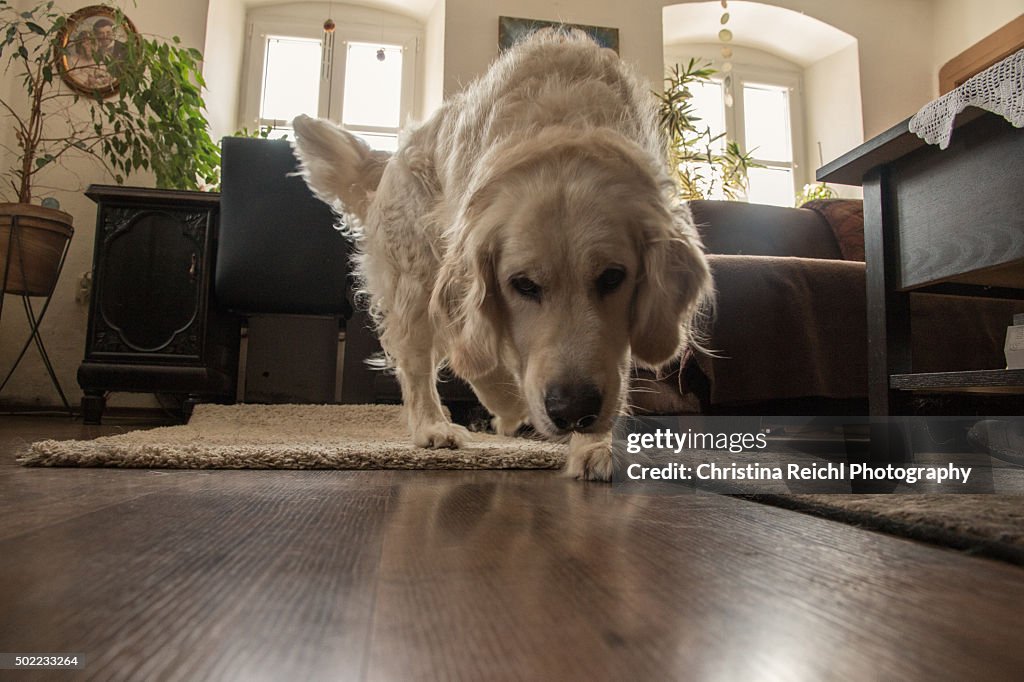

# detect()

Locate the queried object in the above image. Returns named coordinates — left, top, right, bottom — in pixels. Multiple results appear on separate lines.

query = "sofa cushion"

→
left=688, top=200, right=844, bottom=260
left=801, top=199, right=865, bottom=261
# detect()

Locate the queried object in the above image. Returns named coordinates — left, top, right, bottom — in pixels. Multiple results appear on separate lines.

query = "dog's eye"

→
left=596, top=268, right=626, bottom=295
left=510, top=276, right=541, bottom=301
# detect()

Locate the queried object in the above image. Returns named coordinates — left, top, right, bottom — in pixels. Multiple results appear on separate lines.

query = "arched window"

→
left=664, top=1, right=861, bottom=207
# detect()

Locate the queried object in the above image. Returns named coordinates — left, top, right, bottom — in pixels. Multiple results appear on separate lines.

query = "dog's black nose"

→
left=545, top=383, right=603, bottom=433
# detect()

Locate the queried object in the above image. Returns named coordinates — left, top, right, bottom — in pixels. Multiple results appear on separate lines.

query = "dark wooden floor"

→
left=2, top=416, right=1024, bottom=680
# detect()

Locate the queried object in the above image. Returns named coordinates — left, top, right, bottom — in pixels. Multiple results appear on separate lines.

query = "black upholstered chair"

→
left=216, top=137, right=356, bottom=402
left=216, top=136, right=477, bottom=413
left=216, top=137, right=351, bottom=317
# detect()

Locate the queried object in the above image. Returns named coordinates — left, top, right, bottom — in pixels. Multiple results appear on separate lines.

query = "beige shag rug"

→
left=19, top=404, right=564, bottom=470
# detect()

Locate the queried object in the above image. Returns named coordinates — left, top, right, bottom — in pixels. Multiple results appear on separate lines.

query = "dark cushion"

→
left=215, top=137, right=352, bottom=317
left=689, top=199, right=844, bottom=260
left=801, top=199, right=865, bottom=261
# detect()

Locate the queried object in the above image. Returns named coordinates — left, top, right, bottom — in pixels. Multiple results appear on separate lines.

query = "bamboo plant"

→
left=657, top=58, right=759, bottom=201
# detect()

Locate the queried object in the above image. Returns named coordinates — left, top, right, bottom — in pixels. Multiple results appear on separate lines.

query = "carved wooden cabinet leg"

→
left=81, top=391, right=106, bottom=425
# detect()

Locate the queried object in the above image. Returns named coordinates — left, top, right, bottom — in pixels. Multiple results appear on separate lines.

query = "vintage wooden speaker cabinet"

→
left=78, top=185, right=240, bottom=423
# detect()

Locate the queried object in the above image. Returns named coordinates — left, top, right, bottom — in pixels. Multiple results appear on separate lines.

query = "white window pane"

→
left=261, top=36, right=322, bottom=123
left=343, top=43, right=403, bottom=128
left=747, top=167, right=795, bottom=207
left=743, top=84, right=792, bottom=162
left=688, top=80, right=726, bottom=152
left=352, top=132, right=400, bottom=152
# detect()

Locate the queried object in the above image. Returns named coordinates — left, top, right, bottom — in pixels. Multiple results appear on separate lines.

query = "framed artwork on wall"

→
left=55, top=5, right=139, bottom=97
left=498, top=16, right=619, bottom=54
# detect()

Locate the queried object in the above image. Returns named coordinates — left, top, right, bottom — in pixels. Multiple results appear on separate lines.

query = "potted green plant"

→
left=0, top=0, right=219, bottom=296
left=796, top=181, right=838, bottom=206
left=657, top=58, right=759, bottom=201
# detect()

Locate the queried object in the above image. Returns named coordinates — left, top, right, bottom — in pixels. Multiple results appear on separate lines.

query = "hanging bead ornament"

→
left=324, top=2, right=335, bottom=33
left=377, top=47, right=386, bottom=62
left=720, top=1, right=733, bottom=107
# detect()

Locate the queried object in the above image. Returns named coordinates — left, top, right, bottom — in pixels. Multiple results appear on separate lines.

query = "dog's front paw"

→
left=412, top=421, right=469, bottom=449
left=565, top=437, right=613, bottom=482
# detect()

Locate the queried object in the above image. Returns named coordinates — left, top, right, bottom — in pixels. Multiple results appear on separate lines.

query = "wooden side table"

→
left=818, top=109, right=1024, bottom=416
left=78, top=186, right=240, bottom=423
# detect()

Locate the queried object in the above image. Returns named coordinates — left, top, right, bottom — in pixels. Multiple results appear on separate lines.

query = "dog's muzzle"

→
left=544, top=383, right=602, bottom=433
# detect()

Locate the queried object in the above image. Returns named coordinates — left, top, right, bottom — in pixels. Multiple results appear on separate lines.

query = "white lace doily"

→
left=910, top=48, right=1024, bottom=149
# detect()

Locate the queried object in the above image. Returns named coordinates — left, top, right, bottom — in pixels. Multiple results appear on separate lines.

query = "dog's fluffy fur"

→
left=292, top=30, right=711, bottom=480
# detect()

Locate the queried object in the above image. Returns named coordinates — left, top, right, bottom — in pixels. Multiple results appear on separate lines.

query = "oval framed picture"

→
left=55, top=5, right=138, bottom=98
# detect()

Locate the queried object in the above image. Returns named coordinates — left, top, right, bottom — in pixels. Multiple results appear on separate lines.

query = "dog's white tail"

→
left=291, top=114, right=391, bottom=221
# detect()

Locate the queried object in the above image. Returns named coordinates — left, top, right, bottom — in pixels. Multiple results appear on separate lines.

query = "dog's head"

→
left=431, top=128, right=711, bottom=437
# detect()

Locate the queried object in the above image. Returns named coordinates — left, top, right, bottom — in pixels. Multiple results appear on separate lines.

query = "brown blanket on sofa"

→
left=630, top=255, right=1022, bottom=412
left=698, top=255, right=1021, bottom=407
left=696, top=255, right=868, bottom=405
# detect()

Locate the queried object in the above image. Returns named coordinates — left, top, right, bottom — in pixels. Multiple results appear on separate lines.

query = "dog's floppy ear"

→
left=291, top=115, right=390, bottom=221
left=429, top=215, right=503, bottom=380
left=630, top=205, right=712, bottom=368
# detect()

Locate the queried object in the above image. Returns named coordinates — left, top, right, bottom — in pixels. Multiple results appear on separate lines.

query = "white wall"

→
left=421, top=0, right=446, bottom=117
left=441, top=0, right=666, bottom=97
left=659, top=0, right=937, bottom=139
left=203, top=0, right=247, bottom=141
left=804, top=43, right=863, bottom=193
left=665, top=42, right=801, bottom=73
left=436, top=0, right=914, bottom=187
left=437, top=0, right=951, bottom=138
left=932, top=0, right=1023, bottom=91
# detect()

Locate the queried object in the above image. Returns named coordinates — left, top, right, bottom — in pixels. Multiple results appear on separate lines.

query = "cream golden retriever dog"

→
left=292, top=29, right=711, bottom=480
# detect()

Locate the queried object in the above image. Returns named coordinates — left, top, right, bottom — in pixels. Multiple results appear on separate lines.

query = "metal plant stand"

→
left=0, top=213, right=73, bottom=413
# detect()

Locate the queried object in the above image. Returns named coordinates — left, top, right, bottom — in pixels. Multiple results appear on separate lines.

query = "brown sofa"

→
left=631, top=199, right=1023, bottom=415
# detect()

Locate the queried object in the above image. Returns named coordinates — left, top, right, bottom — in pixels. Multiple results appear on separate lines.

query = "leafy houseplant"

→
left=796, top=181, right=838, bottom=206
left=200, top=125, right=285, bottom=193
left=0, top=0, right=219, bottom=295
left=657, top=59, right=759, bottom=201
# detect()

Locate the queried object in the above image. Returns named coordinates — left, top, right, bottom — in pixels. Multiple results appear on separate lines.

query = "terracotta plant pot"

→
left=0, top=203, right=74, bottom=297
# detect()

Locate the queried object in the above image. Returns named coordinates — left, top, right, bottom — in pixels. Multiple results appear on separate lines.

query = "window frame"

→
left=241, top=18, right=419, bottom=144
left=663, top=50, right=806, bottom=205
left=731, top=67, right=805, bottom=206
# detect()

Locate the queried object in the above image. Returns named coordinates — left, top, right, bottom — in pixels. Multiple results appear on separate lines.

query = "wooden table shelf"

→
left=891, top=369, right=1024, bottom=394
